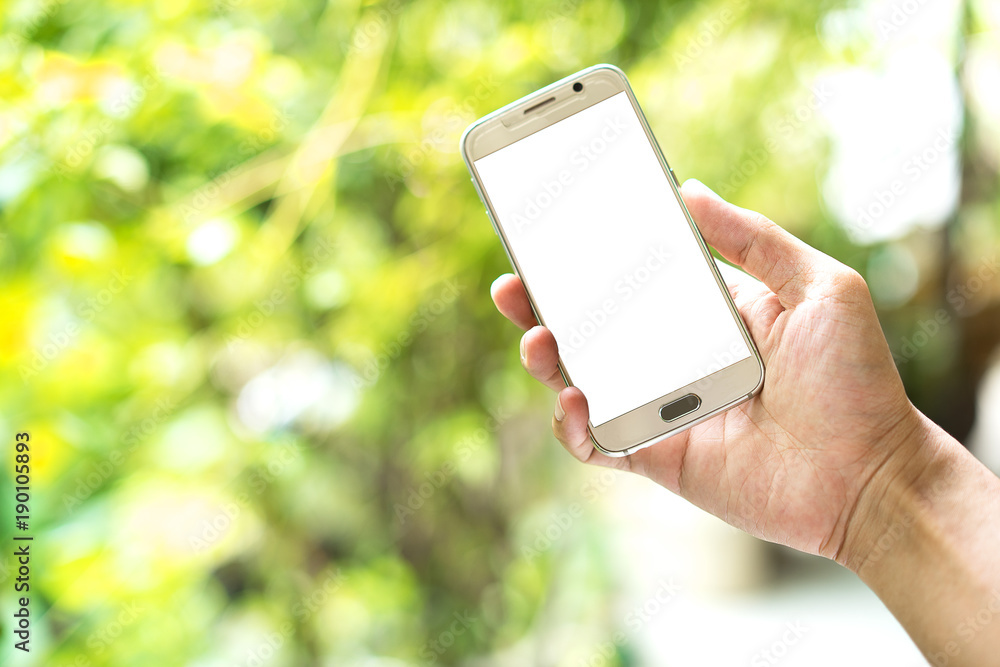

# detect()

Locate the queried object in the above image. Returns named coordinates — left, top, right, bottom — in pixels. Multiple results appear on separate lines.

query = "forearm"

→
left=842, top=411, right=1000, bottom=666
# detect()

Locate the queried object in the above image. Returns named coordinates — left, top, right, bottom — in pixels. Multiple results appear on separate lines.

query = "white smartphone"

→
left=461, top=64, right=764, bottom=456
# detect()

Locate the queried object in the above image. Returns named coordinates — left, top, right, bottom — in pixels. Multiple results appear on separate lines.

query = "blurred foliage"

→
left=0, top=0, right=997, bottom=665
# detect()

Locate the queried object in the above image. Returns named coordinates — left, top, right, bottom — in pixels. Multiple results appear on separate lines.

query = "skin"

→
left=491, top=179, right=1000, bottom=665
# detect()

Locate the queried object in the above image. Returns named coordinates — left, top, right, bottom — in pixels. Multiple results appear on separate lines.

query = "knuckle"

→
left=837, top=267, right=869, bottom=295
left=820, top=265, right=872, bottom=304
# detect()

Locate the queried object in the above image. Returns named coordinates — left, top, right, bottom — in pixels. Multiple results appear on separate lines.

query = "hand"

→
left=491, top=179, right=925, bottom=561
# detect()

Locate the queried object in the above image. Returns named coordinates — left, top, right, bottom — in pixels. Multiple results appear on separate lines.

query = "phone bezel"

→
left=461, top=64, right=765, bottom=457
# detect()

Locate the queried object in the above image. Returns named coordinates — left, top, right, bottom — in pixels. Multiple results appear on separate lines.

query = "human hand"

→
left=491, top=179, right=927, bottom=562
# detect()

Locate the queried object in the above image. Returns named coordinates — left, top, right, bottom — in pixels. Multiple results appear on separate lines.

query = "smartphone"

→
left=461, top=64, right=764, bottom=456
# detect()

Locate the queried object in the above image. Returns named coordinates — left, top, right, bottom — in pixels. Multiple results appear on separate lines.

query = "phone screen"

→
left=474, top=91, right=751, bottom=426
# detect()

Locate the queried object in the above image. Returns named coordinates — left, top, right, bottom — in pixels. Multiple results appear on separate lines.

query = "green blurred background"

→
left=1, top=0, right=999, bottom=664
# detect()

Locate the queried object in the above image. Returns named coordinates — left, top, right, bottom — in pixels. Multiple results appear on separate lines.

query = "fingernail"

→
left=554, top=394, right=565, bottom=422
left=520, top=336, right=526, bottom=364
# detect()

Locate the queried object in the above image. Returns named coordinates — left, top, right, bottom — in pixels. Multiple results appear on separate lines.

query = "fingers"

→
left=552, top=387, right=631, bottom=470
left=520, top=326, right=565, bottom=392
left=517, top=320, right=630, bottom=470
left=681, top=179, right=829, bottom=307
left=492, top=275, right=564, bottom=391
left=515, top=329, right=629, bottom=469
left=493, top=279, right=621, bottom=469
left=491, top=274, right=537, bottom=330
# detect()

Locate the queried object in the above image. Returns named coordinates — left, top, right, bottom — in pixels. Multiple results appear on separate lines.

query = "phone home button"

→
left=659, top=394, right=701, bottom=422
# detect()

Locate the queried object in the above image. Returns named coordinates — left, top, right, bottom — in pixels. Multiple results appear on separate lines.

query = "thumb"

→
left=681, top=178, right=828, bottom=306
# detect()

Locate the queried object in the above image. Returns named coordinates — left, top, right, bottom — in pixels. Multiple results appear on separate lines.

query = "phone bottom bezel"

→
left=585, top=355, right=764, bottom=457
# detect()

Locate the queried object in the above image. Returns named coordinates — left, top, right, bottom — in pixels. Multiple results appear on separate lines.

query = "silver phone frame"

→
left=461, top=64, right=764, bottom=457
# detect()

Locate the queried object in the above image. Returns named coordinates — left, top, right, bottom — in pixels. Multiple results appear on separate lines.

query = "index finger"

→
left=491, top=273, right=538, bottom=330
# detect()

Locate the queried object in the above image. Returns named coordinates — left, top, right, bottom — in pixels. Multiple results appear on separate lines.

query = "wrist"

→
left=836, top=407, right=1000, bottom=663
left=836, top=406, right=958, bottom=576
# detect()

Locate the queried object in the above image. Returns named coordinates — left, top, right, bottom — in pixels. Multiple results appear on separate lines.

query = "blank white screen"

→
left=475, top=92, right=750, bottom=425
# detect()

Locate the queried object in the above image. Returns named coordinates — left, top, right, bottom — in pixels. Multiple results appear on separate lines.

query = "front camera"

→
left=573, top=82, right=583, bottom=92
